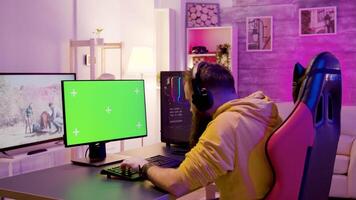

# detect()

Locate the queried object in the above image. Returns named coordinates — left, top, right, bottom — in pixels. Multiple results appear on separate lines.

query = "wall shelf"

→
left=69, top=38, right=123, bottom=80
left=188, top=53, right=217, bottom=57
left=186, top=25, right=238, bottom=92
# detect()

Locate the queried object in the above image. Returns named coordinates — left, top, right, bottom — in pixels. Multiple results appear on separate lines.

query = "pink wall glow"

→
left=222, top=0, right=356, bottom=105
left=187, top=27, right=232, bottom=53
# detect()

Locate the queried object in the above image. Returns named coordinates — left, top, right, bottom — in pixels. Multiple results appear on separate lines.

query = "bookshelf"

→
left=69, top=38, right=122, bottom=80
left=186, top=25, right=238, bottom=92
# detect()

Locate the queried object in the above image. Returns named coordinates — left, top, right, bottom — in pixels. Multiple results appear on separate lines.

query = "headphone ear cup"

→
left=192, top=88, right=214, bottom=112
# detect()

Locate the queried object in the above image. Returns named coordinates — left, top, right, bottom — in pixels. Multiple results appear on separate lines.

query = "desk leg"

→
left=120, top=141, right=125, bottom=151
left=8, top=162, right=13, bottom=177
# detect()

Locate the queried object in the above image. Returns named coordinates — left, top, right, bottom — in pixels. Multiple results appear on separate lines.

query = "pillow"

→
left=333, top=155, right=350, bottom=174
left=337, top=134, right=355, bottom=155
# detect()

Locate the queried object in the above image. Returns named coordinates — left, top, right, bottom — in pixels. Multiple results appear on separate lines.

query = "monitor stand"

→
left=71, top=154, right=130, bottom=167
left=71, top=142, right=130, bottom=167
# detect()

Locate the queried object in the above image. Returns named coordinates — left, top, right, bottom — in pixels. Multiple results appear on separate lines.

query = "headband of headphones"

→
left=192, top=62, right=202, bottom=79
left=191, top=62, right=214, bottom=112
left=192, top=62, right=204, bottom=89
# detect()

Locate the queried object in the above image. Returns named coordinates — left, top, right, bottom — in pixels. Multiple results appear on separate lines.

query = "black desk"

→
left=0, top=143, right=185, bottom=200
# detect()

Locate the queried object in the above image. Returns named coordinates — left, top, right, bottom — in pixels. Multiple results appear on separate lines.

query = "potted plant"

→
left=93, top=28, right=104, bottom=44
left=216, top=43, right=231, bottom=68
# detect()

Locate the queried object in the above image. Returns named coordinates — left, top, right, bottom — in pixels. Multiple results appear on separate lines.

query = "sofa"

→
left=329, top=106, right=356, bottom=198
left=276, top=103, right=356, bottom=198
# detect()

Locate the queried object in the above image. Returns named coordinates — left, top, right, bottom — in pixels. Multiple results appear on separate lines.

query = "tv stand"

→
left=27, top=148, right=47, bottom=155
left=54, top=140, right=64, bottom=145
left=0, top=146, right=70, bottom=178
left=0, top=151, right=13, bottom=159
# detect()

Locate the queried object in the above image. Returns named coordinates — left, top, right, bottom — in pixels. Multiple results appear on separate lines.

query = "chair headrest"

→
left=292, top=52, right=341, bottom=112
left=292, top=62, right=306, bottom=103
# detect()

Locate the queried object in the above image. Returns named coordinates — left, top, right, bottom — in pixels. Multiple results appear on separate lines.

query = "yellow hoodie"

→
left=178, top=91, right=282, bottom=200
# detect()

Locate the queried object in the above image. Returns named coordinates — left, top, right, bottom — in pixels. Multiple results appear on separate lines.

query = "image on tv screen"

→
left=0, top=74, right=75, bottom=151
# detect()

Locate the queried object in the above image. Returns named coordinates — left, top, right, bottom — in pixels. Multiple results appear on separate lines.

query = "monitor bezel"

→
left=61, top=79, right=148, bottom=148
left=0, top=72, right=76, bottom=152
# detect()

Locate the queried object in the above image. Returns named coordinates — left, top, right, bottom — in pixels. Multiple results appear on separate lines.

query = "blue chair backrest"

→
left=298, top=52, right=342, bottom=199
left=265, top=52, right=341, bottom=200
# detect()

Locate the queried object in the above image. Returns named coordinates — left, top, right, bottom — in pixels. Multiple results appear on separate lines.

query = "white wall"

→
left=154, top=0, right=220, bottom=70
left=0, top=0, right=227, bottom=73
left=74, top=0, right=158, bottom=151
left=76, top=0, right=121, bottom=40
left=75, top=0, right=122, bottom=80
left=154, top=0, right=186, bottom=70
left=118, top=0, right=157, bottom=150
left=0, top=0, right=159, bottom=152
left=0, top=0, right=229, bottom=153
left=0, top=0, right=74, bottom=72
left=119, top=0, right=155, bottom=73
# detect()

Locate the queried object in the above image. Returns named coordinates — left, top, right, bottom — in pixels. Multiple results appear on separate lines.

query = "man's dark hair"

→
left=189, top=111, right=212, bottom=148
left=189, top=61, right=235, bottom=93
left=184, top=62, right=236, bottom=148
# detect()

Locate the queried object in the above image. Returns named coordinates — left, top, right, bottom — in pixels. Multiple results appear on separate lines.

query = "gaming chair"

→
left=265, top=52, right=342, bottom=200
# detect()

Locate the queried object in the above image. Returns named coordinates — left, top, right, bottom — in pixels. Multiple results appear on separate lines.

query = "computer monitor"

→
left=62, top=80, right=147, bottom=166
left=0, top=73, right=76, bottom=156
left=160, top=71, right=191, bottom=148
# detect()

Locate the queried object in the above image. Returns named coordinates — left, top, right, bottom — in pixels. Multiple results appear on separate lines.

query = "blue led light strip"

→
left=177, top=77, right=182, bottom=102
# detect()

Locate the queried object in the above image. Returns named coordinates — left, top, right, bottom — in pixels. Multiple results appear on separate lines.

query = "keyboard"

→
left=145, top=155, right=182, bottom=168
left=101, top=166, right=142, bottom=180
left=100, top=155, right=182, bottom=181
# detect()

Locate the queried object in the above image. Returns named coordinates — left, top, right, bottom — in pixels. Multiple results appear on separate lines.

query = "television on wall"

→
left=0, top=73, right=76, bottom=154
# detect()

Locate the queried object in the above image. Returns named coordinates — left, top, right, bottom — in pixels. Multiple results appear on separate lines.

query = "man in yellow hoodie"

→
left=121, top=62, right=282, bottom=199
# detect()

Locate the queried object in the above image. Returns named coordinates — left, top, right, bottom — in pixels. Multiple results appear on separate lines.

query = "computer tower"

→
left=160, top=71, right=192, bottom=147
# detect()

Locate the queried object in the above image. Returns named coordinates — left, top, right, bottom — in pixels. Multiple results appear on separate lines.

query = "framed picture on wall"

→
left=299, top=6, right=337, bottom=36
left=186, top=3, right=220, bottom=28
left=246, top=16, right=273, bottom=51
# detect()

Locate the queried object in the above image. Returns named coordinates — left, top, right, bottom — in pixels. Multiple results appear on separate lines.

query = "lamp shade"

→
left=127, top=46, right=155, bottom=74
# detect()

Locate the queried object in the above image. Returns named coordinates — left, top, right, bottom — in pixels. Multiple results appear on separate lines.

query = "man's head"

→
left=184, top=62, right=236, bottom=147
left=184, top=62, right=236, bottom=112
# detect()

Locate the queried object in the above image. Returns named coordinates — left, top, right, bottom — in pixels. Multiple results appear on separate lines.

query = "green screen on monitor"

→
left=62, top=80, right=147, bottom=147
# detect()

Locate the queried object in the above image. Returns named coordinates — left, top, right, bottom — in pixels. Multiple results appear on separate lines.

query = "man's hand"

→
left=120, top=157, right=148, bottom=171
left=121, top=157, right=190, bottom=196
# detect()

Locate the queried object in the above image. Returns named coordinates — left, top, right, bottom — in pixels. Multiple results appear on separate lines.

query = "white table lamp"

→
left=127, top=46, right=155, bottom=78
left=127, top=46, right=155, bottom=147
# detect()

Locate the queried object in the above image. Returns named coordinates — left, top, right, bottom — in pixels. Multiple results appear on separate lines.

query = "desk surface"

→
left=0, top=143, right=186, bottom=200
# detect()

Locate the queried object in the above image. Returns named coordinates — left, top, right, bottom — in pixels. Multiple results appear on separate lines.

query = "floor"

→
left=177, top=189, right=354, bottom=200
left=2, top=192, right=354, bottom=200
left=178, top=187, right=207, bottom=200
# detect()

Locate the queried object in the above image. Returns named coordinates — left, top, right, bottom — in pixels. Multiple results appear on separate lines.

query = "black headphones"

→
left=191, top=62, right=214, bottom=112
